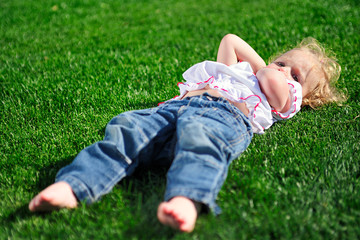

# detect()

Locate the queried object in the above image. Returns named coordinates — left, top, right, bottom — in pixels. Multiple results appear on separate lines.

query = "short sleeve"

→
left=272, top=80, right=303, bottom=121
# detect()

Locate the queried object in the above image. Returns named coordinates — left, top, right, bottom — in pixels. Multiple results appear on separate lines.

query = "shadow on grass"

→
left=2, top=203, right=33, bottom=225
left=36, top=155, right=78, bottom=190
left=1, top=156, right=78, bottom=226
left=4, top=154, right=181, bottom=239
left=119, top=168, right=180, bottom=239
left=5, top=112, right=186, bottom=238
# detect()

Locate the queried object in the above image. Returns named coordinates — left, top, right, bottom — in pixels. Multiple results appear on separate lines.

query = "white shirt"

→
left=172, top=61, right=303, bottom=134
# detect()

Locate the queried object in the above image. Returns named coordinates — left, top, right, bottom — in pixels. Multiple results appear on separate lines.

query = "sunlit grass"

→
left=1, top=0, right=359, bottom=239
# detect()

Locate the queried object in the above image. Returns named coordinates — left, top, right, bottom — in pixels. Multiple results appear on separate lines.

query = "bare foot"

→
left=157, top=196, right=201, bottom=232
left=28, top=181, right=78, bottom=212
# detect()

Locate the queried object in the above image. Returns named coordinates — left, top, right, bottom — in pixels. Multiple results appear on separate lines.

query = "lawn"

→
left=1, top=0, right=359, bottom=239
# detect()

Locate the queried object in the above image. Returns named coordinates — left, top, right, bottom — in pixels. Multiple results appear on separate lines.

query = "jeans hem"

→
left=55, top=175, right=94, bottom=204
left=164, top=188, right=222, bottom=215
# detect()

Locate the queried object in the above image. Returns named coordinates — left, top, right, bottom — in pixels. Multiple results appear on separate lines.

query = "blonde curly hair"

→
left=296, top=37, right=345, bottom=108
left=271, top=38, right=346, bottom=108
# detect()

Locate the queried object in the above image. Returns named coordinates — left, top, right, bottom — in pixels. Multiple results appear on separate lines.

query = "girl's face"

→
left=266, top=49, right=323, bottom=97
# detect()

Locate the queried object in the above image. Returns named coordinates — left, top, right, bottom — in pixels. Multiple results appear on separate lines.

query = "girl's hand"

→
left=256, top=67, right=291, bottom=112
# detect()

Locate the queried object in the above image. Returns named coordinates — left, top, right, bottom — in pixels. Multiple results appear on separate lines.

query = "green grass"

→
left=1, top=0, right=359, bottom=239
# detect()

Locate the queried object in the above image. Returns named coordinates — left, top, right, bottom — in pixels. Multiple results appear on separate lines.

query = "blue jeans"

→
left=55, top=93, right=253, bottom=214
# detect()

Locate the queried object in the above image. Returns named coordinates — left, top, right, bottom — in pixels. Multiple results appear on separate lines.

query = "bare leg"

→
left=28, top=181, right=78, bottom=212
left=157, top=196, right=201, bottom=232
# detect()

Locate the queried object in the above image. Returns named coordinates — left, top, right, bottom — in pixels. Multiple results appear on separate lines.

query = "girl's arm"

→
left=216, top=34, right=266, bottom=73
left=256, top=69, right=291, bottom=112
left=217, top=34, right=290, bottom=112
